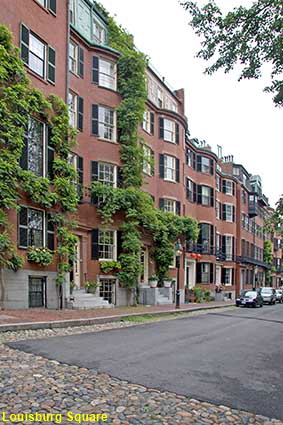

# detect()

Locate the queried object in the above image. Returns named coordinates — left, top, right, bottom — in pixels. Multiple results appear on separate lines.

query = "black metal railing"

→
left=236, top=256, right=271, bottom=269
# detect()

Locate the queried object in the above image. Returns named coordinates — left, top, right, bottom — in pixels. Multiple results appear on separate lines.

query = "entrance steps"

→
left=70, top=289, right=113, bottom=309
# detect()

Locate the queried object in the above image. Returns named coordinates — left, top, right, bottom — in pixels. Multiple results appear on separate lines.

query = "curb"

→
left=0, top=303, right=234, bottom=333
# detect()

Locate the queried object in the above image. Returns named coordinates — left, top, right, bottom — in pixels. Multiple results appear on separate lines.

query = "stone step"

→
left=71, top=289, right=113, bottom=309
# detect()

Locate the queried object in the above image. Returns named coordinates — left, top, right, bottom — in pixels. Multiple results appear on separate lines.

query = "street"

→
left=8, top=305, right=283, bottom=420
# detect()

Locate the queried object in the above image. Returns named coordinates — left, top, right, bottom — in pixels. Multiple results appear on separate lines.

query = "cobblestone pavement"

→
left=1, top=317, right=283, bottom=425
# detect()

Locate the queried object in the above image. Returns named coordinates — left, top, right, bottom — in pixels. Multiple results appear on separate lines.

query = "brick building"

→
left=0, top=0, right=282, bottom=309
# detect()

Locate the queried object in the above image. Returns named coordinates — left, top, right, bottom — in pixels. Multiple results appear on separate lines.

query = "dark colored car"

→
left=235, top=290, right=263, bottom=308
left=258, top=287, right=276, bottom=305
left=275, top=289, right=283, bottom=303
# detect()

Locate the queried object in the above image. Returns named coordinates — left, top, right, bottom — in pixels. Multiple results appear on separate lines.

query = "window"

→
left=68, top=153, right=84, bottom=199
left=223, top=235, right=233, bottom=261
left=160, top=199, right=180, bottom=215
left=98, top=230, right=116, bottom=260
left=35, top=0, right=56, bottom=13
left=98, top=162, right=116, bottom=187
left=157, top=88, right=163, bottom=108
left=223, top=204, right=234, bottom=222
left=142, top=145, right=153, bottom=176
left=163, top=119, right=175, bottom=143
left=216, top=201, right=220, bottom=219
left=201, top=157, right=210, bottom=173
left=186, top=178, right=196, bottom=202
left=198, top=223, right=214, bottom=254
left=69, top=0, right=75, bottom=23
left=197, top=156, right=213, bottom=175
left=92, top=105, right=115, bottom=141
left=20, top=24, right=55, bottom=82
left=68, top=92, right=77, bottom=127
left=216, top=175, right=221, bottom=191
left=186, top=148, right=193, bottom=167
left=69, top=41, right=78, bottom=74
left=200, top=186, right=211, bottom=206
left=93, top=17, right=107, bottom=44
left=18, top=207, right=44, bottom=248
left=222, top=268, right=233, bottom=285
left=242, top=190, right=246, bottom=204
left=233, top=167, right=240, bottom=176
left=92, top=58, right=116, bottom=90
left=223, top=180, right=234, bottom=195
left=201, top=263, right=209, bottom=283
left=164, top=155, right=176, bottom=181
left=142, top=110, right=154, bottom=135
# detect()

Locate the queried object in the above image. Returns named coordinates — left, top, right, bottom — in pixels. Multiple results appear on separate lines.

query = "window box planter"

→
left=26, top=246, right=53, bottom=266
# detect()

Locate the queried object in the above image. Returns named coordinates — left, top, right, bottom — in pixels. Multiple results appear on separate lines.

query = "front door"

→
left=140, top=247, right=149, bottom=285
left=73, top=240, right=81, bottom=289
left=29, top=277, right=46, bottom=308
left=216, top=266, right=221, bottom=286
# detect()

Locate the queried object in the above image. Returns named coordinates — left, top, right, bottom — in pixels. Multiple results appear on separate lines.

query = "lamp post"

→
left=175, top=239, right=183, bottom=309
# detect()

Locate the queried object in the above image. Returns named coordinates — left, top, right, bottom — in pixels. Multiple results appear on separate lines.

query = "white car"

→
left=275, top=289, right=283, bottom=303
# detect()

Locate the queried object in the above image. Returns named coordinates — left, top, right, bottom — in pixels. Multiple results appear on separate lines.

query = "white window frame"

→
left=163, top=199, right=177, bottom=214
left=201, top=263, right=209, bottom=283
left=19, top=206, right=46, bottom=248
left=216, top=175, right=220, bottom=192
left=224, top=235, right=233, bottom=261
left=99, top=58, right=116, bottom=90
left=29, top=32, right=46, bottom=78
left=224, top=203, right=233, bottom=222
left=201, top=186, right=210, bottom=206
left=225, top=180, right=233, bottom=195
left=93, top=16, right=107, bottom=45
left=24, top=117, right=46, bottom=177
left=163, top=118, right=175, bottom=143
left=98, top=105, right=115, bottom=142
left=142, top=110, right=151, bottom=134
left=69, top=40, right=78, bottom=74
left=164, top=155, right=176, bottom=182
left=98, top=162, right=117, bottom=187
left=142, top=145, right=152, bottom=176
left=223, top=268, right=233, bottom=285
left=68, top=91, right=77, bottom=128
left=201, top=156, right=210, bottom=174
left=98, top=229, right=116, bottom=261
left=216, top=200, right=220, bottom=219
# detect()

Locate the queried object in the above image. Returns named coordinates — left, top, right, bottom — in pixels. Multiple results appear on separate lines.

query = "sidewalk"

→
left=0, top=301, right=233, bottom=332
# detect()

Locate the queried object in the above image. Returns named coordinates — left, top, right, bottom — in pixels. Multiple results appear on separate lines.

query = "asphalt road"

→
left=8, top=305, right=283, bottom=419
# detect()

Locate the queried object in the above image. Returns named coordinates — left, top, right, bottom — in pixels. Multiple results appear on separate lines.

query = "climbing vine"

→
left=0, top=25, right=78, bottom=306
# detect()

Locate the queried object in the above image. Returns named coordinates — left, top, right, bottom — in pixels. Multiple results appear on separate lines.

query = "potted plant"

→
left=70, top=281, right=76, bottom=295
left=100, top=260, right=121, bottom=274
left=85, top=281, right=100, bottom=295
left=163, top=276, right=172, bottom=288
left=149, top=275, right=158, bottom=288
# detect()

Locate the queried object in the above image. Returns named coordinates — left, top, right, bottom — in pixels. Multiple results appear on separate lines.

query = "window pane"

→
left=27, top=118, right=44, bottom=176
left=28, top=209, right=43, bottom=247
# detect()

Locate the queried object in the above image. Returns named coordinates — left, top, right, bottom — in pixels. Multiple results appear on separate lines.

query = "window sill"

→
left=163, top=139, right=176, bottom=145
left=142, top=128, right=153, bottom=136
left=26, top=67, right=49, bottom=85
left=163, top=178, right=177, bottom=183
left=96, top=137, right=118, bottom=144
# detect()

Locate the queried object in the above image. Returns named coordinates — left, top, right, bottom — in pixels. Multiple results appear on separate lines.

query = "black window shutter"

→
left=175, top=123, right=179, bottom=144
left=176, top=158, right=180, bottom=182
left=232, top=182, right=235, bottom=196
left=77, top=97, right=84, bottom=131
left=117, top=166, right=123, bottom=188
left=232, top=237, right=235, bottom=259
left=150, top=149, right=155, bottom=176
left=159, top=118, right=164, bottom=139
left=197, top=185, right=202, bottom=204
left=210, top=159, right=214, bottom=175
left=219, top=202, right=222, bottom=219
left=196, top=263, right=202, bottom=283
left=78, top=47, right=84, bottom=78
left=47, top=46, right=56, bottom=83
left=221, top=268, right=225, bottom=284
left=20, top=23, right=29, bottom=64
left=222, top=180, right=227, bottom=194
left=159, top=154, right=164, bottom=178
left=192, top=152, right=196, bottom=170
left=91, top=229, right=99, bottom=260
left=210, top=224, right=214, bottom=252
left=232, top=268, right=235, bottom=285
left=47, top=127, right=55, bottom=180
left=117, top=230, right=123, bottom=257
left=18, top=206, right=28, bottom=248
left=48, top=0, right=57, bottom=14
left=196, top=155, right=202, bottom=172
left=77, top=156, right=84, bottom=200
left=210, top=188, right=214, bottom=207
left=185, top=148, right=189, bottom=165
left=186, top=178, right=190, bottom=200
left=232, top=205, right=235, bottom=222
left=91, top=161, right=98, bottom=181
left=222, top=204, right=227, bottom=221
left=159, top=198, right=164, bottom=211
left=92, top=104, right=99, bottom=135
left=20, top=136, right=28, bottom=170
left=210, top=263, right=214, bottom=283
left=46, top=213, right=55, bottom=251
left=150, top=112, right=154, bottom=135
left=176, top=201, right=181, bottom=215
left=193, top=182, right=197, bottom=203
left=92, top=56, right=99, bottom=84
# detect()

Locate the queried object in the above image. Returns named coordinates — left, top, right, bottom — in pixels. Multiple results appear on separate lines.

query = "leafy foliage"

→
left=182, top=0, right=283, bottom=106
left=27, top=246, right=53, bottom=266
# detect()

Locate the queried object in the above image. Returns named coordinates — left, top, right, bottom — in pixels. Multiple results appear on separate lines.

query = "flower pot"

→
left=163, top=280, right=172, bottom=288
left=149, top=280, right=158, bottom=288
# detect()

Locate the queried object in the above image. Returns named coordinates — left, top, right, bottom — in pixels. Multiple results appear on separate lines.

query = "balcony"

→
left=248, top=200, right=258, bottom=217
left=236, top=256, right=271, bottom=269
left=186, top=241, right=214, bottom=255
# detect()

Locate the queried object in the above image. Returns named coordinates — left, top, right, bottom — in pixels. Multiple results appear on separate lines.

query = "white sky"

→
left=101, top=0, right=282, bottom=207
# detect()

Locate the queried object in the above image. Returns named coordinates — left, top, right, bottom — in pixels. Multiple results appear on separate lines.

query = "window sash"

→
left=98, top=230, right=115, bottom=260
left=201, top=186, right=210, bottom=206
left=26, top=117, right=44, bottom=177
left=163, top=119, right=175, bottom=143
left=216, top=175, right=220, bottom=191
left=99, top=59, right=115, bottom=89
left=142, top=111, right=151, bottom=133
left=163, top=199, right=176, bottom=214
left=225, top=204, right=233, bottom=222
left=98, top=106, right=114, bottom=140
left=216, top=201, right=220, bottom=219
left=93, top=18, right=106, bottom=44
left=164, top=155, right=176, bottom=181
left=224, top=236, right=233, bottom=260
left=68, top=92, right=77, bottom=127
left=142, top=145, right=151, bottom=175
left=225, top=180, right=233, bottom=195
left=201, top=263, right=209, bottom=283
left=201, top=157, right=210, bottom=173
left=98, top=162, right=116, bottom=187
left=69, top=41, right=78, bottom=74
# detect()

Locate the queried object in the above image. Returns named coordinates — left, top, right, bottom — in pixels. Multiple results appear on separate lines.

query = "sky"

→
left=100, top=0, right=282, bottom=207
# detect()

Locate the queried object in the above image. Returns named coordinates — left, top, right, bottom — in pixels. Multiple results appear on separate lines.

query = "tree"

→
left=181, top=0, right=283, bottom=106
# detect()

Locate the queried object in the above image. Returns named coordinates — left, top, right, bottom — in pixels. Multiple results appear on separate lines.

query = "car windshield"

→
left=244, top=291, right=256, bottom=297
left=261, top=288, right=272, bottom=293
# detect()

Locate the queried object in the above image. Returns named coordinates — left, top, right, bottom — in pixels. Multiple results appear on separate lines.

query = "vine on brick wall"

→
left=0, top=25, right=78, bottom=305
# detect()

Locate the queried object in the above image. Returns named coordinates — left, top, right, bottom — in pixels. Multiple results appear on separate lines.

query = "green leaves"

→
left=27, top=246, right=53, bottom=266
left=182, top=0, right=283, bottom=106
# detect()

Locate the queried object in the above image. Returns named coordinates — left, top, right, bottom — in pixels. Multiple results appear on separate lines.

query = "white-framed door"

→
left=240, top=269, right=245, bottom=291
left=185, top=259, right=196, bottom=289
left=140, top=246, right=149, bottom=285
left=216, top=265, right=221, bottom=285
left=73, top=239, right=81, bottom=288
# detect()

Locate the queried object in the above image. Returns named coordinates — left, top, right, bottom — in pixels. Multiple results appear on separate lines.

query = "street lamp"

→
left=175, top=239, right=183, bottom=309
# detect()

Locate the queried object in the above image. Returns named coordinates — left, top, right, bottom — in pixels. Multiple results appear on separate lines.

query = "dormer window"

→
left=93, top=17, right=107, bottom=44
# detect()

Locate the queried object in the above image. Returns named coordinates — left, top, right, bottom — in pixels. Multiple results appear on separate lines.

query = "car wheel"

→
left=269, top=301, right=272, bottom=305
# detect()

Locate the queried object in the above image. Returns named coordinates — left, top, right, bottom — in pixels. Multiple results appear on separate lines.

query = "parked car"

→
left=275, top=289, right=283, bottom=303
left=258, top=287, right=276, bottom=305
left=235, top=290, right=263, bottom=308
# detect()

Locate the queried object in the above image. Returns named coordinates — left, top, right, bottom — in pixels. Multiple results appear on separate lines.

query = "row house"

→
left=1, top=0, right=282, bottom=309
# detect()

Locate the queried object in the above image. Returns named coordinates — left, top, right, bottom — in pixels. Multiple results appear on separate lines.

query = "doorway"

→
left=73, top=239, right=81, bottom=289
